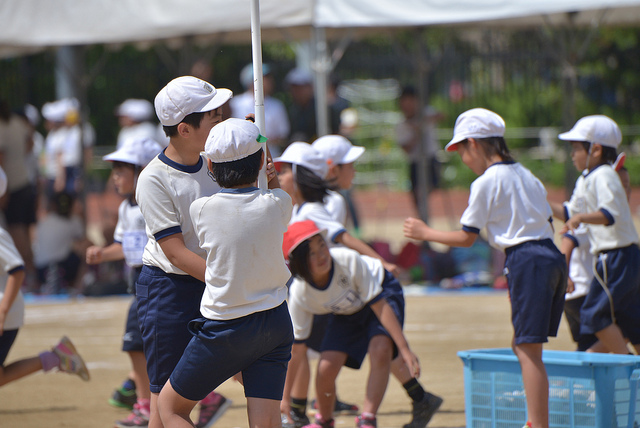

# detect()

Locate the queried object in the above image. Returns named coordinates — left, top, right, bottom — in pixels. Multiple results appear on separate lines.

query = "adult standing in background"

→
left=286, top=68, right=316, bottom=144
left=0, top=99, right=37, bottom=289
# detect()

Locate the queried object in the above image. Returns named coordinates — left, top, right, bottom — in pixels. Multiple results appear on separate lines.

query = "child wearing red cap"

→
left=283, top=220, right=441, bottom=428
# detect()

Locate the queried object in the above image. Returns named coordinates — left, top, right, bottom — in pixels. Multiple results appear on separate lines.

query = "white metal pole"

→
left=250, top=0, right=267, bottom=189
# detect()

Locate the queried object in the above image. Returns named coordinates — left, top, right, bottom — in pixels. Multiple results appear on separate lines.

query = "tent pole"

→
left=250, top=0, right=268, bottom=189
left=312, top=26, right=330, bottom=137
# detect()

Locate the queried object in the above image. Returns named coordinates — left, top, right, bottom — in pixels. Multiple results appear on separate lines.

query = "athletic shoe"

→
left=195, top=391, right=232, bottom=428
left=109, top=379, right=137, bottom=409
left=312, top=398, right=359, bottom=415
left=402, top=392, right=443, bottom=428
left=115, top=402, right=150, bottom=427
left=288, top=409, right=311, bottom=428
left=302, top=416, right=335, bottom=428
left=53, top=336, right=90, bottom=381
left=356, top=414, right=377, bottom=428
left=522, top=423, right=532, bottom=428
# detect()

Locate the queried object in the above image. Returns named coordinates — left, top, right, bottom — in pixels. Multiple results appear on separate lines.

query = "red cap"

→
left=283, top=220, right=325, bottom=259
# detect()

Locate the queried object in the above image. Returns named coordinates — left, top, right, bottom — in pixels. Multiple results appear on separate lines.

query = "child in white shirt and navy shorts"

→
left=158, top=118, right=293, bottom=428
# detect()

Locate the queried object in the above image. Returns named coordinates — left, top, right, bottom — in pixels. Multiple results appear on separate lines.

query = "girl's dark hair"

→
left=162, top=111, right=206, bottom=137
left=475, top=136, right=515, bottom=162
left=210, top=148, right=263, bottom=188
left=288, top=239, right=315, bottom=285
left=294, top=164, right=332, bottom=203
left=580, top=142, right=618, bottom=165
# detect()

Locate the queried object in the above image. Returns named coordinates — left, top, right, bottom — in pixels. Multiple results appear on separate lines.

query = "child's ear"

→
left=177, top=122, right=190, bottom=138
left=207, top=158, right=214, bottom=173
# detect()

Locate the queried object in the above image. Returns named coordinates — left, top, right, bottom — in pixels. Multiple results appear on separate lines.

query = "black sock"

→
left=291, top=397, right=308, bottom=416
left=403, top=378, right=426, bottom=403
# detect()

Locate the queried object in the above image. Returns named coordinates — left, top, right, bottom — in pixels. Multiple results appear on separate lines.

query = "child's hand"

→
left=566, top=277, right=575, bottom=294
left=86, top=246, right=103, bottom=265
left=382, top=261, right=399, bottom=277
left=266, top=158, right=277, bottom=182
left=560, top=215, right=582, bottom=234
left=403, top=217, right=430, bottom=241
left=402, top=348, right=421, bottom=378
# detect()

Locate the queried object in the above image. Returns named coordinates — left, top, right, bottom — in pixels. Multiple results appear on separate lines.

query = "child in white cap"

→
left=312, top=134, right=364, bottom=227
left=549, top=115, right=640, bottom=356
left=404, top=108, right=566, bottom=428
left=85, top=136, right=162, bottom=427
left=115, top=99, right=164, bottom=149
left=157, top=118, right=292, bottom=428
left=135, top=76, right=233, bottom=428
left=0, top=165, right=90, bottom=387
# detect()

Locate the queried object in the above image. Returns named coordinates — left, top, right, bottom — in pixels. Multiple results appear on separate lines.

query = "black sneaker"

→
left=311, top=398, right=360, bottom=415
left=289, top=409, right=311, bottom=428
left=109, top=379, right=137, bottom=410
left=402, top=392, right=443, bottom=428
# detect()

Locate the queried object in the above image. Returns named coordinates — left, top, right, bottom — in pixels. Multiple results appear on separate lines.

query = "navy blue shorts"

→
left=306, top=314, right=330, bottom=353
left=0, top=329, right=18, bottom=366
left=564, top=295, right=598, bottom=352
left=136, top=265, right=206, bottom=393
left=580, top=244, right=640, bottom=344
left=505, top=239, right=567, bottom=345
left=320, top=270, right=404, bottom=369
left=122, top=297, right=144, bottom=352
left=4, top=185, right=37, bottom=226
left=170, top=302, right=293, bottom=401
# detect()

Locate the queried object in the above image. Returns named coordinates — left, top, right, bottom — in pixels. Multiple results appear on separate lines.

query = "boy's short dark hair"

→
left=579, top=142, right=618, bottom=165
left=474, top=136, right=515, bottom=163
left=288, top=239, right=315, bottom=285
left=162, top=111, right=206, bottom=137
left=210, top=148, right=263, bottom=188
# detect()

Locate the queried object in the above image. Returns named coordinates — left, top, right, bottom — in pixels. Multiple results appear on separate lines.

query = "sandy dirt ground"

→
left=0, top=292, right=576, bottom=428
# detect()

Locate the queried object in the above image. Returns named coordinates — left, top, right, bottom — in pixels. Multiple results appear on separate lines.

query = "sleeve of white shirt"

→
left=113, top=201, right=126, bottom=243
left=289, top=279, right=315, bottom=341
left=593, top=168, right=626, bottom=223
left=460, top=176, right=492, bottom=231
left=137, top=169, right=181, bottom=238
left=0, top=229, right=24, bottom=272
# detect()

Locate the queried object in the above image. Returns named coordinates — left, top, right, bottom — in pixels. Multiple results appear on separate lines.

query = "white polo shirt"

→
left=113, top=200, right=147, bottom=268
left=291, top=201, right=346, bottom=247
left=460, top=162, right=554, bottom=251
left=190, top=187, right=292, bottom=320
left=288, top=247, right=385, bottom=341
left=324, top=190, right=348, bottom=226
left=564, top=164, right=639, bottom=254
left=136, top=150, right=220, bottom=275
left=0, top=228, right=25, bottom=331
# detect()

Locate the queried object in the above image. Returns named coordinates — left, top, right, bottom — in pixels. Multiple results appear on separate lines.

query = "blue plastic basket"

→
left=458, top=349, right=640, bottom=428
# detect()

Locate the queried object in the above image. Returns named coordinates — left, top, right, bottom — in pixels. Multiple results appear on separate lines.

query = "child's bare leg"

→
left=0, top=356, right=42, bottom=386
left=364, top=335, right=393, bottom=414
left=129, top=351, right=151, bottom=400
left=391, top=354, right=412, bottom=383
left=247, top=397, right=281, bottom=428
left=148, top=393, right=162, bottom=428
left=315, top=351, right=346, bottom=421
left=585, top=341, right=610, bottom=353
left=291, top=355, right=310, bottom=400
left=157, top=380, right=197, bottom=427
left=513, top=340, right=548, bottom=428
left=595, top=324, right=630, bottom=354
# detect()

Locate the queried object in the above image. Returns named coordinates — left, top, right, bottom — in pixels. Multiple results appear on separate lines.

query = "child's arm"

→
left=158, top=234, right=206, bottom=282
left=560, top=211, right=609, bottom=234
left=337, top=232, right=398, bottom=274
left=548, top=200, right=566, bottom=221
left=86, top=242, right=124, bottom=265
left=0, top=269, right=25, bottom=334
left=559, top=235, right=576, bottom=294
left=404, top=217, right=477, bottom=248
left=369, top=298, right=420, bottom=378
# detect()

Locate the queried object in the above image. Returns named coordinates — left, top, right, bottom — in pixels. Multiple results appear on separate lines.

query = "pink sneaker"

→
left=53, top=336, right=90, bottom=381
left=195, top=391, right=232, bottom=428
left=115, top=402, right=150, bottom=427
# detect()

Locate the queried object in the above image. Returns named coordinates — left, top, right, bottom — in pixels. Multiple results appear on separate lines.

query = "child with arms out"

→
left=549, top=116, right=640, bottom=355
left=158, top=118, right=293, bottom=428
left=283, top=220, right=439, bottom=428
left=135, top=76, right=233, bottom=428
left=86, top=136, right=162, bottom=427
left=0, top=165, right=89, bottom=387
left=404, top=108, right=567, bottom=428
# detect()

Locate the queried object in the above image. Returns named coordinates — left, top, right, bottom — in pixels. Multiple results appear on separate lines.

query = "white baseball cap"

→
left=285, top=68, right=313, bottom=86
left=204, top=118, right=265, bottom=163
left=154, top=76, right=233, bottom=126
left=41, top=100, right=68, bottom=122
left=312, top=135, right=364, bottom=165
left=103, top=137, right=163, bottom=167
left=558, top=115, right=622, bottom=148
left=116, top=99, right=154, bottom=122
left=445, top=108, right=506, bottom=152
left=274, top=142, right=329, bottom=179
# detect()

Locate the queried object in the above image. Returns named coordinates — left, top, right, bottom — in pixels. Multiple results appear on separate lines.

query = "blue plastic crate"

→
left=458, top=348, right=640, bottom=428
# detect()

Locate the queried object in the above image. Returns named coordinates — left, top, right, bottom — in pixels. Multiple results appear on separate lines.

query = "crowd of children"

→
left=2, top=68, right=639, bottom=428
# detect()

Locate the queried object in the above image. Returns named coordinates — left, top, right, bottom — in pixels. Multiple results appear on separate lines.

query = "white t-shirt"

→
left=113, top=200, right=147, bottom=268
left=564, top=226, right=594, bottom=301
left=0, top=228, right=25, bottom=331
left=564, top=164, right=639, bottom=254
left=288, top=247, right=385, bottom=341
left=43, top=128, right=69, bottom=179
left=190, top=187, right=292, bottom=320
left=291, top=202, right=346, bottom=246
left=324, top=190, right=348, bottom=226
left=33, top=214, right=84, bottom=267
left=460, top=162, right=554, bottom=251
left=230, top=92, right=290, bottom=142
left=137, top=151, right=221, bottom=275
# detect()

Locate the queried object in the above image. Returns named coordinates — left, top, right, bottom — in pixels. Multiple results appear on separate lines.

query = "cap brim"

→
left=287, top=228, right=328, bottom=256
left=198, top=88, right=233, bottom=113
left=445, top=138, right=464, bottom=152
left=341, top=146, right=365, bottom=164
left=558, top=130, right=586, bottom=142
left=103, top=151, right=136, bottom=164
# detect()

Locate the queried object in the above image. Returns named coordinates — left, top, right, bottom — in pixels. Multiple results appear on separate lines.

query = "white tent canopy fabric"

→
left=2, top=0, right=640, bottom=55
